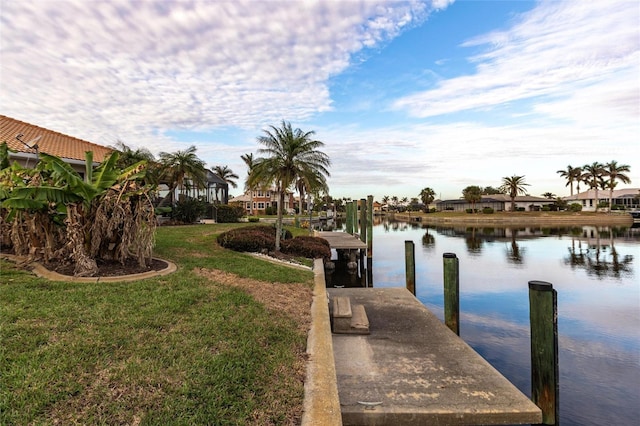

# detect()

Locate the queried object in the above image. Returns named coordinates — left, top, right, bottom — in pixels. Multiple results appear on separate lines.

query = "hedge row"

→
left=217, top=225, right=330, bottom=260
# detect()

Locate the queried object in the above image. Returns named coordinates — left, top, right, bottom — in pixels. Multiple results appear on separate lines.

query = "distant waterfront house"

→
left=563, top=188, right=640, bottom=212
left=233, top=188, right=295, bottom=215
left=436, top=194, right=555, bottom=212
left=156, top=169, right=229, bottom=206
left=0, top=114, right=112, bottom=173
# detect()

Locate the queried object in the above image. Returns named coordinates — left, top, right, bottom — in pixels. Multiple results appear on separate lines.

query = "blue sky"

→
left=1, top=0, right=638, bottom=201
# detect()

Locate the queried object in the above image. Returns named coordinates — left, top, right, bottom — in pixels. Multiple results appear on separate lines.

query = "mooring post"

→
left=405, top=240, right=415, bottom=296
left=352, top=200, right=359, bottom=235
left=345, top=202, right=353, bottom=234
left=443, top=253, right=460, bottom=335
left=359, top=198, right=367, bottom=244
left=366, top=195, right=374, bottom=287
left=528, top=280, right=559, bottom=426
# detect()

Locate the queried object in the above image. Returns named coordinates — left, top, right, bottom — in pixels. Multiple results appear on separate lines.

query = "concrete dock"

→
left=327, top=287, right=542, bottom=426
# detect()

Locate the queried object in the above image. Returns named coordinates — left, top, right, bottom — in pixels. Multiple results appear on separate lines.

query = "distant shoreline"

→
left=391, top=211, right=634, bottom=226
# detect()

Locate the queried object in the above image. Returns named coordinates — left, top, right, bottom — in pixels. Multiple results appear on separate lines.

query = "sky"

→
left=1, top=0, right=638, bottom=201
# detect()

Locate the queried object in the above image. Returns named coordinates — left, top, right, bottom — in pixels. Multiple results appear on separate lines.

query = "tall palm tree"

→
left=212, top=165, right=239, bottom=189
left=250, top=120, right=330, bottom=251
left=557, top=165, right=582, bottom=196
left=499, top=175, right=529, bottom=212
left=158, top=145, right=207, bottom=206
left=581, top=162, right=605, bottom=211
left=541, top=192, right=556, bottom=199
left=604, top=161, right=631, bottom=211
left=419, top=187, right=436, bottom=210
left=241, top=153, right=256, bottom=215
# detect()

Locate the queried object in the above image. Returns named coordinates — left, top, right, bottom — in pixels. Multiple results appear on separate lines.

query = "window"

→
left=257, top=202, right=265, bottom=209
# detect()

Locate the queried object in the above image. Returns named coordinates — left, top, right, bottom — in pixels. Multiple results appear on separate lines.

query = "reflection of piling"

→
left=443, top=253, right=460, bottom=335
left=528, top=281, right=559, bottom=426
left=405, top=241, right=415, bottom=295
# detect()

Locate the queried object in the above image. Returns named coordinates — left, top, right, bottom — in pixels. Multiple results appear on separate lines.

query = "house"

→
left=436, top=194, right=555, bottom=212
left=157, top=169, right=229, bottom=206
left=563, top=188, right=640, bottom=212
left=233, top=188, right=296, bottom=215
left=0, top=114, right=112, bottom=173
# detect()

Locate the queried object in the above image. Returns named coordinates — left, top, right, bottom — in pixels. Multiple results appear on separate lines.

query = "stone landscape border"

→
left=0, top=253, right=177, bottom=283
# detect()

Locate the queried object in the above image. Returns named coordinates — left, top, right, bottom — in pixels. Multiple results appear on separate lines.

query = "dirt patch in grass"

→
left=193, top=268, right=313, bottom=334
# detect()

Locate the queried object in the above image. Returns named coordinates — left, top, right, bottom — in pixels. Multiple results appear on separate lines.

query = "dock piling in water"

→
left=528, top=280, right=559, bottom=426
left=404, top=241, right=415, bottom=295
left=443, top=253, right=460, bottom=336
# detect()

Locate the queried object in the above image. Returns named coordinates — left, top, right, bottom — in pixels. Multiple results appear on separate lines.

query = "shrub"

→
left=281, top=236, right=331, bottom=261
left=569, top=203, right=583, bottom=212
left=215, top=205, right=245, bottom=223
left=173, top=199, right=207, bottom=223
left=216, top=225, right=293, bottom=253
left=541, top=205, right=551, bottom=211
left=247, top=216, right=260, bottom=222
left=482, top=207, right=494, bottom=214
left=155, top=206, right=172, bottom=217
left=265, top=206, right=275, bottom=215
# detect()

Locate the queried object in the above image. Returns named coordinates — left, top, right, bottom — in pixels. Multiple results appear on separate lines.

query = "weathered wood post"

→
left=345, top=202, right=353, bottom=234
left=528, top=281, right=559, bottom=426
left=366, top=195, right=374, bottom=287
left=405, top=241, right=415, bottom=296
left=359, top=199, right=367, bottom=286
left=359, top=198, right=367, bottom=244
left=443, top=253, right=460, bottom=335
left=352, top=200, right=359, bottom=235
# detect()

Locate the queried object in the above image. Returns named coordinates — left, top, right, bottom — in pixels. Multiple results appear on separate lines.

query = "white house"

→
left=563, top=188, right=640, bottom=212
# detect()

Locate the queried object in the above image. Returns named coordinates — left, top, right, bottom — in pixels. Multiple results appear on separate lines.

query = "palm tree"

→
left=212, top=165, right=239, bottom=189
left=419, top=187, right=436, bottom=211
left=603, top=161, right=631, bottom=211
left=241, top=153, right=256, bottom=215
left=581, top=162, right=605, bottom=211
left=542, top=192, right=556, bottom=199
left=250, top=120, right=330, bottom=251
left=557, top=165, right=582, bottom=196
left=499, top=175, right=529, bottom=212
left=462, top=185, right=482, bottom=212
left=157, top=145, right=207, bottom=206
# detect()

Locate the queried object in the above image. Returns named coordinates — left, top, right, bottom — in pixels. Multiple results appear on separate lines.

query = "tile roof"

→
left=0, top=115, right=112, bottom=163
left=564, top=188, right=640, bottom=200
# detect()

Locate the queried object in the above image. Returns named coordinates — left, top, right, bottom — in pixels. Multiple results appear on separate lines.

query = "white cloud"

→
left=1, top=0, right=432, bottom=145
left=392, top=0, right=640, bottom=121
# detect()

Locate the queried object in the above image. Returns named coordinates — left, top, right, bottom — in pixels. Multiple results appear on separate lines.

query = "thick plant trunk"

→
left=275, top=189, right=285, bottom=252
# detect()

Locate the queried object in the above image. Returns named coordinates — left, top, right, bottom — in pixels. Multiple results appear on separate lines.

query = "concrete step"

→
left=332, top=296, right=370, bottom=335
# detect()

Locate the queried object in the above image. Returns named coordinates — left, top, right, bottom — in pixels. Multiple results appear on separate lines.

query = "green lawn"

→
left=1, top=224, right=314, bottom=425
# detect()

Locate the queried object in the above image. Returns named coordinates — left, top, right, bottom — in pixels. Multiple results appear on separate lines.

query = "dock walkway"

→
left=327, top=287, right=542, bottom=425
left=316, top=231, right=367, bottom=250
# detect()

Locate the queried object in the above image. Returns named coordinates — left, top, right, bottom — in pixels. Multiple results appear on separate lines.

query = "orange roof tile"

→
left=0, top=115, right=112, bottom=163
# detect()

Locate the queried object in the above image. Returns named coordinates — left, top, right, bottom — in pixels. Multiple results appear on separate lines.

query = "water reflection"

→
left=326, top=221, right=640, bottom=426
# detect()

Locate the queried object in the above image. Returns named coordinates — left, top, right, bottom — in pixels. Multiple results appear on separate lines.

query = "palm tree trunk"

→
left=275, top=189, right=285, bottom=252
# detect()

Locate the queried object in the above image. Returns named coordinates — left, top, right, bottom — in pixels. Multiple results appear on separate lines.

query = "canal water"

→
left=324, top=220, right=640, bottom=426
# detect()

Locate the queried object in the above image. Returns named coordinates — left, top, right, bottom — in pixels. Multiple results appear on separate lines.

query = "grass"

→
left=1, top=224, right=314, bottom=425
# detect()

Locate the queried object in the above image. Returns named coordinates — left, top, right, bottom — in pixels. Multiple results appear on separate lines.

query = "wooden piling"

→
left=443, top=253, right=460, bottom=335
left=359, top=198, right=367, bottom=243
left=528, top=281, right=559, bottom=426
left=367, top=195, right=374, bottom=286
left=405, top=241, right=415, bottom=296
left=366, top=195, right=373, bottom=258
left=345, top=202, right=353, bottom=234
